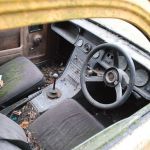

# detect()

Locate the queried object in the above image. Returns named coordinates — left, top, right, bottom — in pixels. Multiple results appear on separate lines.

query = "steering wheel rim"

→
left=80, top=43, right=135, bottom=109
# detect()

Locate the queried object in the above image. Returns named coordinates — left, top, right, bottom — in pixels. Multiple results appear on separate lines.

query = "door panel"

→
left=23, top=24, right=48, bottom=64
left=0, top=28, right=23, bottom=65
left=0, top=24, right=48, bottom=65
left=0, top=29, right=20, bottom=50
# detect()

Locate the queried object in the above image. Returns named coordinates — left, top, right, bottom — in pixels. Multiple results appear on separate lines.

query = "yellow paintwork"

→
left=0, top=0, right=149, bottom=38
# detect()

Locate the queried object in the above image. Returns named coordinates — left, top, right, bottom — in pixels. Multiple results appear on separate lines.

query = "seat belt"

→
left=0, top=138, right=31, bottom=150
left=0, top=90, right=42, bottom=115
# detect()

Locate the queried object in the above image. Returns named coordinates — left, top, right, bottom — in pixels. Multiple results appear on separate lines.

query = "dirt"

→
left=21, top=104, right=41, bottom=149
left=10, top=102, right=41, bottom=149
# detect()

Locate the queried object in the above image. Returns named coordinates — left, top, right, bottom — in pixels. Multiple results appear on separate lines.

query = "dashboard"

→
left=51, top=20, right=150, bottom=100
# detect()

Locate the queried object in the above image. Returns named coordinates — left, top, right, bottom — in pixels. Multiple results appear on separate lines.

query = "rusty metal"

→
left=47, top=88, right=62, bottom=99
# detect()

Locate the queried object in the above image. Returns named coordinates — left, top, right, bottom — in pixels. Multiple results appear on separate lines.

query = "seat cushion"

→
left=0, top=113, right=27, bottom=150
left=30, top=99, right=104, bottom=150
left=0, top=56, right=44, bottom=105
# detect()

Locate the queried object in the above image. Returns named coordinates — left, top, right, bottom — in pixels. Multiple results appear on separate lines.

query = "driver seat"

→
left=0, top=99, right=104, bottom=150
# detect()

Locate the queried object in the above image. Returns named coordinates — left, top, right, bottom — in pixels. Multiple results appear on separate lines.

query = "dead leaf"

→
left=20, top=121, right=29, bottom=129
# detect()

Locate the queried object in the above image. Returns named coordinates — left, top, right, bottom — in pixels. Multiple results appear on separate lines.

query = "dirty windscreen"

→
left=90, top=18, right=150, bottom=52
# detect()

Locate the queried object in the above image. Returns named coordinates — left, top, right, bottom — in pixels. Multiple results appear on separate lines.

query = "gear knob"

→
left=52, top=73, right=58, bottom=90
left=53, top=73, right=59, bottom=79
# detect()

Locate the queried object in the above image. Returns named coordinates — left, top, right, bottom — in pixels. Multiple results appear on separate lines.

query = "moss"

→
left=0, top=59, right=25, bottom=98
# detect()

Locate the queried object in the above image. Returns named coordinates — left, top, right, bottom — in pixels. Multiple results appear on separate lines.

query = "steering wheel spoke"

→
left=97, top=61, right=110, bottom=70
left=85, top=75, right=103, bottom=82
left=115, top=83, right=122, bottom=101
left=113, top=51, right=119, bottom=68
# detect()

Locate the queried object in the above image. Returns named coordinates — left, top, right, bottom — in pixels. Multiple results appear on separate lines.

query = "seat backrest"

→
left=0, top=113, right=29, bottom=149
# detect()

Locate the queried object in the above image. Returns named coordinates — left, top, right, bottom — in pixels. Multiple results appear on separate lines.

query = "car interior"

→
left=0, top=18, right=150, bottom=150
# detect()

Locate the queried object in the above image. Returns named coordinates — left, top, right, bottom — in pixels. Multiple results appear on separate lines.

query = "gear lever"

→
left=47, top=73, right=61, bottom=99
left=52, top=73, right=58, bottom=92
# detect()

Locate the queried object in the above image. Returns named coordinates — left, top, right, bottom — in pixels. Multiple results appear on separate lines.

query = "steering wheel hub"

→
left=104, top=68, right=119, bottom=87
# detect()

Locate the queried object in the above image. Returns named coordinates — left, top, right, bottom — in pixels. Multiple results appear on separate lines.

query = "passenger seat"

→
left=0, top=57, right=44, bottom=106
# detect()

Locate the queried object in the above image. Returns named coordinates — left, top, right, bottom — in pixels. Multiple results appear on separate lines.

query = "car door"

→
left=0, top=25, right=48, bottom=65
left=0, top=28, right=23, bottom=65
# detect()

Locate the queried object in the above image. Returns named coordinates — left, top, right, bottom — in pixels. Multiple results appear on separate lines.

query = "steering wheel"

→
left=80, top=43, right=135, bottom=109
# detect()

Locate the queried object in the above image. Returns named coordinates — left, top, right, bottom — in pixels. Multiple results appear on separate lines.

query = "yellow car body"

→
left=0, top=0, right=149, bottom=37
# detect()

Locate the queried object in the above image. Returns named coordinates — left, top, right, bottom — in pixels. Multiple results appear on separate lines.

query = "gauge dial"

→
left=83, top=43, right=92, bottom=53
left=135, top=69, right=149, bottom=87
